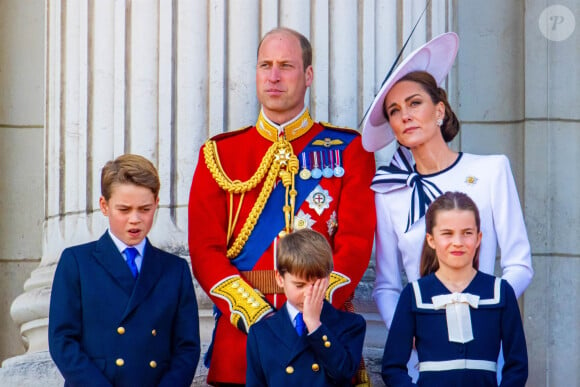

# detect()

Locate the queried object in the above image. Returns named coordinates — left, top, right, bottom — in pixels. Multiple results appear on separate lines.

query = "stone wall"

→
left=0, top=0, right=45, bottom=362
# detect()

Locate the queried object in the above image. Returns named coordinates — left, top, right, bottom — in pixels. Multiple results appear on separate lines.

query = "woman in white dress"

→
left=362, top=32, right=533, bottom=379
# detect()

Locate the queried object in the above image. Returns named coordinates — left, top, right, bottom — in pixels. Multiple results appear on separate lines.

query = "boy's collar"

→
left=286, top=301, right=300, bottom=322
left=108, top=229, right=147, bottom=256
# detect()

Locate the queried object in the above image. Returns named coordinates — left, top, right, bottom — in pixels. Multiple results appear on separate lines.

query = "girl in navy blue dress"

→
left=381, top=191, right=528, bottom=387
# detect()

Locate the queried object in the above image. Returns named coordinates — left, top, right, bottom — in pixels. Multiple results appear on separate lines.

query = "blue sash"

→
left=231, top=127, right=357, bottom=270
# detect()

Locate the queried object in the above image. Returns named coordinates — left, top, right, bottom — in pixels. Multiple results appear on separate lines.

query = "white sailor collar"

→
left=411, top=272, right=504, bottom=313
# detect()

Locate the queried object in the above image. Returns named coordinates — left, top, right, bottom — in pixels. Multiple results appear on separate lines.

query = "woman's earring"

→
left=436, top=118, right=443, bottom=127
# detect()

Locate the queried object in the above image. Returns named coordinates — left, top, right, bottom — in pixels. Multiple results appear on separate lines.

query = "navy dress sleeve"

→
left=499, top=281, right=528, bottom=387
left=381, top=283, right=416, bottom=387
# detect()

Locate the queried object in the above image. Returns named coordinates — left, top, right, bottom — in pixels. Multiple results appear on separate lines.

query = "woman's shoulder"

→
left=460, top=152, right=510, bottom=169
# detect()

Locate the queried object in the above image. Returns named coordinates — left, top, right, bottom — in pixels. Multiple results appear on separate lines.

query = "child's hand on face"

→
left=302, top=276, right=329, bottom=333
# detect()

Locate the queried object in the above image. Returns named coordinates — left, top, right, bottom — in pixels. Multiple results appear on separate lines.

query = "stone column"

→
left=0, top=1, right=452, bottom=385
left=1, top=1, right=211, bottom=384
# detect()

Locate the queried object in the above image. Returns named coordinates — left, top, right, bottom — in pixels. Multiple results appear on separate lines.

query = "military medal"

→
left=333, top=149, right=345, bottom=177
left=322, top=151, right=334, bottom=178
left=299, top=152, right=311, bottom=180
left=311, top=152, right=322, bottom=179
left=327, top=211, right=338, bottom=236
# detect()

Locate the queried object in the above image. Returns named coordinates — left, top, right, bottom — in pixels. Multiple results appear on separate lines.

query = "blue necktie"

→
left=295, top=312, right=305, bottom=336
left=124, top=247, right=139, bottom=278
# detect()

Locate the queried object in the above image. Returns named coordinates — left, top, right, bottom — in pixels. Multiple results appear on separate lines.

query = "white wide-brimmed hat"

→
left=361, top=32, right=459, bottom=152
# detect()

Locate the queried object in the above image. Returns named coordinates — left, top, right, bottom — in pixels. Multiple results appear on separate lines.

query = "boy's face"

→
left=275, top=271, right=323, bottom=312
left=99, top=183, right=159, bottom=246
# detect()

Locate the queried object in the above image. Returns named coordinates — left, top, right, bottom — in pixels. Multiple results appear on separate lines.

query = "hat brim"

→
left=361, top=32, right=459, bottom=152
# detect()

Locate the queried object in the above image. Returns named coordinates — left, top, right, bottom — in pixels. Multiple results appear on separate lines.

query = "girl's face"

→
left=426, top=209, right=482, bottom=274
left=384, top=80, right=445, bottom=150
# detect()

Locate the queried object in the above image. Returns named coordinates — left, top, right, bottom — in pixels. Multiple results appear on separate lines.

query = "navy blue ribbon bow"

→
left=371, top=147, right=443, bottom=232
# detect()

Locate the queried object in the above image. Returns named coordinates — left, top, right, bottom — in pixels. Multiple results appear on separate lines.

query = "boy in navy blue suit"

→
left=246, top=228, right=366, bottom=386
left=49, top=154, right=200, bottom=387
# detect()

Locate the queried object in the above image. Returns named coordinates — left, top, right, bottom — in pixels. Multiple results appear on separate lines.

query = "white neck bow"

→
left=432, top=292, right=480, bottom=343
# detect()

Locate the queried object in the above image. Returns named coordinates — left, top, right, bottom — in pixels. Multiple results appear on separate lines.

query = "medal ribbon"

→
left=334, top=149, right=341, bottom=167
left=312, top=152, right=319, bottom=169
left=301, top=152, right=309, bottom=170
left=232, top=127, right=357, bottom=270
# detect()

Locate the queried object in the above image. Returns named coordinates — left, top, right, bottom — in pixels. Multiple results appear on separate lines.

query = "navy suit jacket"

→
left=246, top=301, right=366, bottom=386
left=49, top=232, right=200, bottom=387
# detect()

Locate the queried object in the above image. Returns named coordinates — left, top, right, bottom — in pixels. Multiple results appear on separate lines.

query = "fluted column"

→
left=2, top=1, right=452, bottom=385
left=4, top=3, right=209, bottom=383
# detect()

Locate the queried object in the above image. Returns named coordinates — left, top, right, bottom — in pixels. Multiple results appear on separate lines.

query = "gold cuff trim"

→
left=210, top=275, right=274, bottom=332
left=326, top=271, right=351, bottom=303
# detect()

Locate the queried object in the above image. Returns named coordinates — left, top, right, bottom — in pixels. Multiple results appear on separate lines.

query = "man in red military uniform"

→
left=188, top=27, right=376, bottom=386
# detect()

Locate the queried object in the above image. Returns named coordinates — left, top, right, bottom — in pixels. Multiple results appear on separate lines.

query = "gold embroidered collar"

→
left=256, top=109, right=314, bottom=142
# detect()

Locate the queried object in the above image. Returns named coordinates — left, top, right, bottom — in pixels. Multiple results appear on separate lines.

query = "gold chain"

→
left=203, top=140, right=277, bottom=193
left=203, top=138, right=298, bottom=259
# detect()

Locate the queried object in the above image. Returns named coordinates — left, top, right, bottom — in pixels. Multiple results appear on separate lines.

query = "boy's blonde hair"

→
left=101, top=154, right=160, bottom=200
left=276, top=229, right=333, bottom=280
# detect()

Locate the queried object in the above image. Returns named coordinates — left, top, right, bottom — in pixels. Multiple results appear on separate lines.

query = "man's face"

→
left=256, top=31, right=313, bottom=124
left=99, top=183, right=159, bottom=246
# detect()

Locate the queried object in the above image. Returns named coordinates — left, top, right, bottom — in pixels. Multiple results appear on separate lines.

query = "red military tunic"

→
left=188, top=109, right=376, bottom=385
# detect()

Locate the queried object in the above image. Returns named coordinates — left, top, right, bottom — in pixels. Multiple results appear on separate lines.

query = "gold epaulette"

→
left=210, top=275, right=274, bottom=333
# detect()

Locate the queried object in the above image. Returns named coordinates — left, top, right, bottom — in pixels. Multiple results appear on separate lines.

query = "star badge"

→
left=465, top=176, right=478, bottom=185
left=294, top=210, right=316, bottom=230
left=306, top=185, right=333, bottom=215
